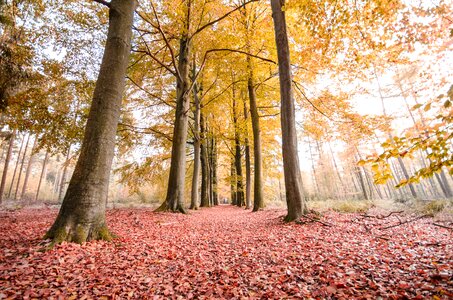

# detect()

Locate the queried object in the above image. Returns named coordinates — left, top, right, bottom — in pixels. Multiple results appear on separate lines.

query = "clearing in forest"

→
left=0, top=205, right=452, bottom=299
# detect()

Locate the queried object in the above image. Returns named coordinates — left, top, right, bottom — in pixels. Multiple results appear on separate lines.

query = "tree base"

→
left=155, top=201, right=187, bottom=214
left=44, top=222, right=113, bottom=246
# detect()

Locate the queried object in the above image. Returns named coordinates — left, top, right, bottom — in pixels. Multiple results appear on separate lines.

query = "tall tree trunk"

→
left=308, top=138, right=320, bottom=197
left=200, top=114, right=210, bottom=207
left=20, top=136, right=37, bottom=202
left=211, top=135, right=218, bottom=205
left=190, top=63, right=200, bottom=210
left=158, top=34, right=191, bottom=213
left=232, top=85, right=245, bottom=207
left=243, top=100, right=252, bottom=209
left=8, top=132, right=25, bottom=198
left=45, top=0, right=135, bottom=244
left=374, top=67, right=417, bottom=199
left=0, top=129, right=15, bottom=204
left=230, top=159, right=237, bottom=205
left=271, top=0, right=308, bottom=220
left=35, top=150, right=49, bottom=202
left=439, top=170, right=453, bottom=198
left=247, top=65, right=264, bottom=211
left=14, top=133, right=30, bottom=200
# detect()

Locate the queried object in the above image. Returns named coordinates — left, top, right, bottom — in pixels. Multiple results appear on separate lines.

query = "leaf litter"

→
left=0, top=206, right=451, bottom=299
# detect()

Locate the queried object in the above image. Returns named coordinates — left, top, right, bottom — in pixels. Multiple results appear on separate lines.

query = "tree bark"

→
left=45, top=0, right=135, bottom=244
left=157, top=33, right=191, bottom=213
left=8, top=132, right=25, bottom=198
left=200, top=114, right=210, bottom=207
left=247, top=66, right=264, bottom=211
left=232, top=86, right=245, bottom=207
left=211, top=135, right=219, bottom=205
left=243, top=100, right=252, bottom=209
left=271, top=0, right=308, bottom=220
left=20, top=136, right=37, bottom=202
left=0, top=129, right=15, bottom=204
left=190, top=63, right=200, bottom=210
left=35, top=150, right=49, bottom=202
left=14, top=133, right=30, bottom=200
left=230, top=158, right=237, bottom=205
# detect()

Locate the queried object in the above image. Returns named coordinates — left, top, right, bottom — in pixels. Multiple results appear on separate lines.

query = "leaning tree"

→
left=45, top=0, right=136, bottom=243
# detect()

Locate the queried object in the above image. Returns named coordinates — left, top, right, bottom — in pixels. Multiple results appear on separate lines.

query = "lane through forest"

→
left=0, top=205, right=452, bottom=299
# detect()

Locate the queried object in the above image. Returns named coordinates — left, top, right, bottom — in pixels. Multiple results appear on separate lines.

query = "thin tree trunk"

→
left=20, top=136, right=37, bottom=202
left=14, top=133, right=30, bottom=200
left=212, top=135, right=218, bottom=205
left=8, top=132, right=25, bottom=198
left=45, top=0, right=136, bottom=243
left=271, top=0, right=307, bottom=220
left=200, top=114, right=210, bottom=207
left=308, top=138, right=320, bottom=197
left=247, top=65, right=263, bottom=211
left=243, top=100, right=252, bottom=209
left=374, top=67, right=417, bottom=199
left=35, top=150, right=49, bottom=202
left=230, top=159, right=237, bottom=205
left=232, top=84, right=245, bottom=207
left=0, top=129, right=15, bottom=204
left=190, top=63, right=200, bottom=210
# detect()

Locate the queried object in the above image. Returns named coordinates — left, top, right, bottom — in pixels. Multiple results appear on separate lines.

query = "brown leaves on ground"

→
left=0, top=206, right=452, bottom=299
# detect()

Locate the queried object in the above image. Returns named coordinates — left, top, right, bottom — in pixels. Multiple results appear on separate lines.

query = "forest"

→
left=0, top=0, right=452, bottom=298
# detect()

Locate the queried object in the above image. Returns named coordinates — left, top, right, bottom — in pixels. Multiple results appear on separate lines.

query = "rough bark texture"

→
left=0, top=129, right=15, bottom=203
left=190, top=69, right=200, bottom=210
left=270, top=0, right=308, bottom=221
left=45, top=0, right=135, bottom=244
left=158, top=33, right=191, bottom=213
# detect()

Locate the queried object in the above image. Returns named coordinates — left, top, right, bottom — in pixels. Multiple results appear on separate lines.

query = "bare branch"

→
left=191, top=0, right=260, bottom=37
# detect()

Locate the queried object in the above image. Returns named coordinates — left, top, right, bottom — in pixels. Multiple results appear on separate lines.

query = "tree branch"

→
left=92, top=0, right=111, bottom=8
left=191, top=0, right=260, bottom=38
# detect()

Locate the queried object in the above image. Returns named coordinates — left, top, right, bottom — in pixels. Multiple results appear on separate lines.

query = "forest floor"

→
left=0, top=205, right=452, bottom=299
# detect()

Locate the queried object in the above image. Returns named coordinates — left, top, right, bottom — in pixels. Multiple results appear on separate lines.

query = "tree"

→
left=45, top=0, right=136, bottom=244
left=270, top=0, right=308, bottom=221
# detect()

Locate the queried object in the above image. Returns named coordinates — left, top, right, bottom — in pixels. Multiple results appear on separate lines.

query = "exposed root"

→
left=44, top=223, right=113, bottom=248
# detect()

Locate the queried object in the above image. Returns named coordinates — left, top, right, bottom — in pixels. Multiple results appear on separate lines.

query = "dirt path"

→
left=0, top=205, right=452, bottom=299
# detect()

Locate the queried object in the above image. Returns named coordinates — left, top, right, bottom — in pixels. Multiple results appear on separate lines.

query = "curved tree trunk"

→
left=270, top=0, right=308, bottom=221
left=45, top=0, right=135, bottom=244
